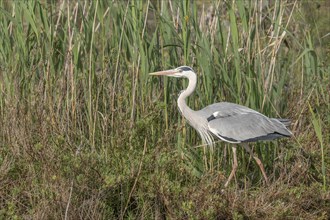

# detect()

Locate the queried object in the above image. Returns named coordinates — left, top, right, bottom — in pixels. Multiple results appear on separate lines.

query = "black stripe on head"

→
left=177, top=66, right=193, bottom=72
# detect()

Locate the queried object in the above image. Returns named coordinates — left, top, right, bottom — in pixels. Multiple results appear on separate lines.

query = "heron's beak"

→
left=149, top=69, right=179, bottom=76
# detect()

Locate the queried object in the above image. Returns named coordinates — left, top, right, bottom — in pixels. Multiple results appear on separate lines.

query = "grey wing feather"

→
left=200, top=102, right=260, bottom=117
left=198, top=102, right=292, bottom=143
left=274, top=118, right=291, bottom=126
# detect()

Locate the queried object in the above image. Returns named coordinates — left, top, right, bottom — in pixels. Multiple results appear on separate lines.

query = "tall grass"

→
left=0, top=0, right=329, bottom=218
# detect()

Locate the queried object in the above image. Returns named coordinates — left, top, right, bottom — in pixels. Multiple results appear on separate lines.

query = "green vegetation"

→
left=0, top=0, right=329, bottom=219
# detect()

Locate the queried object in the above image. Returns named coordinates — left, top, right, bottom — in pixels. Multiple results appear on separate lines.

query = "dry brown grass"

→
left=0, top=0, right=329, bottom=219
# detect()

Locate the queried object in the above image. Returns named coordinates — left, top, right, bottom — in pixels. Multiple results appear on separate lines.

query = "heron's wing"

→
left=205, top=105, right=292, bottom=143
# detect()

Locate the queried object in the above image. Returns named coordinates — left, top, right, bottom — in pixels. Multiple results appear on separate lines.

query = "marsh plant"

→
left=0, top=0, right=329, bottom=219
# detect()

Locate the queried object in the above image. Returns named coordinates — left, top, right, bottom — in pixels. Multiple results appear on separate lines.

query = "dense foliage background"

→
left=0, top=0, right=329, bottom=219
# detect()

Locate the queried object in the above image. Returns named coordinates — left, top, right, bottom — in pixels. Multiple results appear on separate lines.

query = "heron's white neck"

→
left=177, top=72, right=197, bottom=114
left=176, top=71, right=214, bottom=146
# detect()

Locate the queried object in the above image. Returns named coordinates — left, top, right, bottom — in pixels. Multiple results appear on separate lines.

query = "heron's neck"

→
left=178, top=73, right=197, bottom=113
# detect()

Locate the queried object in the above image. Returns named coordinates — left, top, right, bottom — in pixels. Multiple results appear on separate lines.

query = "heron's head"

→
left=149, top=66, right=195, bottom=78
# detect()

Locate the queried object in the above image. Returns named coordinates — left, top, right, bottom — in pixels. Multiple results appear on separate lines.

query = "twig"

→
left=121, top=138, right=147, bottom=219
left=64, top=180, right=74, bottom=220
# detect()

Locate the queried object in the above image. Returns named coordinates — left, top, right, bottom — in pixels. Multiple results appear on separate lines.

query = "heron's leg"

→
left=242, top=143, right=269, bottom=185
left=224, top=146, right=238, bottom=187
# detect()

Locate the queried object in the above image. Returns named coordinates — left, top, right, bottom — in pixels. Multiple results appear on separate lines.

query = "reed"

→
left=0, top=0, right=328, bottom=218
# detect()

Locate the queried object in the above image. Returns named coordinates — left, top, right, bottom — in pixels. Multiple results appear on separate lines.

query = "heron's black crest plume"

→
left=177, top=66, right=194, bottom=72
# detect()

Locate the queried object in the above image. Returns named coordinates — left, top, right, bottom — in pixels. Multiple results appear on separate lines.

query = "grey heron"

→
left=150, top=66, right=292, bottom=187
